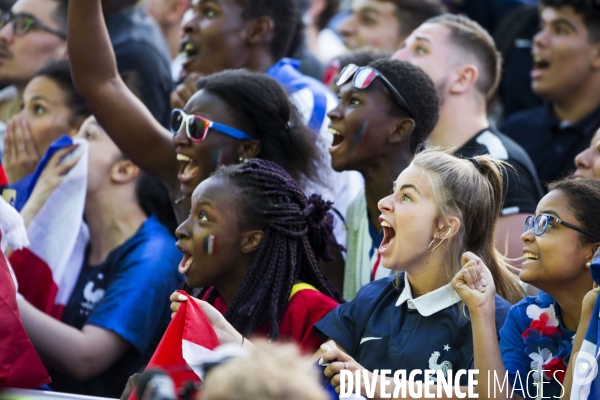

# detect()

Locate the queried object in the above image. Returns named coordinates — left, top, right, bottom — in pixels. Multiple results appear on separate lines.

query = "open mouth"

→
left=523, top=251, right=539, bottom=261
left=329, top=127, right=345, bottom=149
left=533, top=55, right=550, bottom=71
left=177, top=153, right=200, bottom=183
left=379, top=220, right=396, bottom=253
left=178, top=247, right=194, bottom=275
left=180, top=41, right=199, bottom=61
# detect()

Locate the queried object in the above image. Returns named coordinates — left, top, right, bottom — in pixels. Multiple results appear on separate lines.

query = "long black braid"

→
left=195, top=159, right=343, bottom=340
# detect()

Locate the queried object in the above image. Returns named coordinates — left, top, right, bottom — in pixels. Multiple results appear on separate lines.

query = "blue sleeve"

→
left=314, top=299, right=358, bottom=353
left=499, top=304, right=536, bottom=400
left=86, top=232, right=182, bottom=354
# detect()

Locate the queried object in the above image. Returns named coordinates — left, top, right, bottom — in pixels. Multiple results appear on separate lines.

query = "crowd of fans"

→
left=1, top=0, right=600, bottom=399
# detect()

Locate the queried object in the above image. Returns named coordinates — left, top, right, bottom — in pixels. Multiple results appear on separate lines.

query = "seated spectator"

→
left=501, top=0, right=600, bottom=185
left=170, top=159, right=342, bottom=352
left=327, top=58, right=440, bottom=300
left=393, top=13, right=544, bottom=262
left=454, top=177, right=600, bottom=399
left=2, top=59, right=90, bottom=209
left=0, top=0, right=67, bottom=132
left=315, top=150, right=524, bottom=396
left=337, top=0, right=444, bottom=52
left=17, top=116, right=182, bottom=398
left=322, top=49, right=390, bottom=95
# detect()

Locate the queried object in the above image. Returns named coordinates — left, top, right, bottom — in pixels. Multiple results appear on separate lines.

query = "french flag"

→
left=129, top=291, right=220, bottom=399
left=571, top=251, right=600, bottom=400
left=0, top=195, right=50, bottom=388
left=9, top=136, right=89, bottom=320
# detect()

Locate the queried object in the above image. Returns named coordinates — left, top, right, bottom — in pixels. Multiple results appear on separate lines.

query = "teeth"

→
left=177, top=154, right=191, bottom=162
left=381, top=221, right=392, bottom=228
left=328, top=128, right=341, bottom=135
left=184, top=43, right=194, bottom=52
left=534, top=55, right=543, bottom=63
left=524, top=252, right=539, bottom=260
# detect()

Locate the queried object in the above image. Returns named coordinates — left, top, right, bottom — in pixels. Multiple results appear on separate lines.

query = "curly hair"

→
left=368, top=58, right=440, bottom=154
left=196, top=159, right=343, bottom=339
left=540, top=0, right=600, bottom=42
left=195, top=69, right=327, bottom=191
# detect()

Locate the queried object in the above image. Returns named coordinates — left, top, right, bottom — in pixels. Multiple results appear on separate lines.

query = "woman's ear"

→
left=238, top=140, right=262, bottom=160
left=110, top=160, right=139, bottom=184
left=241, top=230, right=264, bottom=254
left=387, top=118, right=415, bottom=144
left=435, top=216, right=461, bottom=240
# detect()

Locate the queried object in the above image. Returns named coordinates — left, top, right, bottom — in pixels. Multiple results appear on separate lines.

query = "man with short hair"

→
left=501, top=0, right=600, bottom=185
left=393, top=13, right=544, bottom=261
left=337, top=0, right=444, bottom=52
left=0, top=0, right=66, bottom=124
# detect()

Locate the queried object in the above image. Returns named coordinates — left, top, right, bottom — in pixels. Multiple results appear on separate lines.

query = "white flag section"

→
left=182, top=339, right=215, bottom=381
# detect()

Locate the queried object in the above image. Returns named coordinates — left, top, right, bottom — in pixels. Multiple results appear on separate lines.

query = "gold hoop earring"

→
left=428, top=227, right=452, bottom=253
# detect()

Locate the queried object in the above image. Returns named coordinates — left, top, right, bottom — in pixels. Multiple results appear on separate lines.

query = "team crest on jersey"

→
left=428, top=349, right=453, bottom=383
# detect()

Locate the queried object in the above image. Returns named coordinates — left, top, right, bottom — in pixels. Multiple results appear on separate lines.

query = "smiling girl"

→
left=314, top=150, right=524, bottom=398
left=172, top=159, right=342, bottom=350
left=454, top=177, right=600, bottom=400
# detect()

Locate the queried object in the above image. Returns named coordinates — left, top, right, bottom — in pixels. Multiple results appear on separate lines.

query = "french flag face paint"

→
left=203, top=235, right=217, bottom=255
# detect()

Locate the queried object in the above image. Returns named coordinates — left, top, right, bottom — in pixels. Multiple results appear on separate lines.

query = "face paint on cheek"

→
left=353, top=120, right=368, bottom=145
left=203, top=235, right=217, bottom=255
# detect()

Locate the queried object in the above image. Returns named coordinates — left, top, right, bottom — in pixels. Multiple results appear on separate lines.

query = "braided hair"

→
left=196, top=159, right=342, bottom=339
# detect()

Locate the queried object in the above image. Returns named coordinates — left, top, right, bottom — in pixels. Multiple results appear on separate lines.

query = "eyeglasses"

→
left=524, top=214, right=600, bottom=242
left=0, top=11, right=66, bottom=39
left=336, top=63, right=413, bottom=118
left=170, top=109, right=252, bottom=142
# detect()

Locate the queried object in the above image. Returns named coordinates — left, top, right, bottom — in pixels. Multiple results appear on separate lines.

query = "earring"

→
left=428, top=227, right=452, bottom=253
left=238, top=157, right=249, bottom=163
left=586, top=262, right=592, bottom=268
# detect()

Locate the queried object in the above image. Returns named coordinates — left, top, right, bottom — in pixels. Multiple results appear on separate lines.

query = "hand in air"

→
left=3, top=116, right=40, bottom=183
left=320, top=340, right=370, bottom=395
left=451, top=251, right=496, bottom=311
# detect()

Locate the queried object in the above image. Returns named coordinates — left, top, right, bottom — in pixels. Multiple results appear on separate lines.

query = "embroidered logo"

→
left=428, top=350, right=452, bottom=383
left=81, top=281, right=105, bottom=311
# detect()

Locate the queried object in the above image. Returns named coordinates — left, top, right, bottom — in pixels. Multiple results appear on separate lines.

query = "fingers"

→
left=169, top=291, right=188, bottom=302
left=20, top=118, right=40, bottom=159
left=461, top=251, right=482, bottom=267
left=170, top=72, right=201, bottom=109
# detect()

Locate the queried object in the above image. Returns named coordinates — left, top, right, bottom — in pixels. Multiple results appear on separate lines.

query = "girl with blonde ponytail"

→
left=314, top=149, right=524, bottom=399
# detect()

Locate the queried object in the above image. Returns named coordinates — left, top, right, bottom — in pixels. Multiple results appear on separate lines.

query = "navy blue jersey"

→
left=315, top=273, right=511, bottom=385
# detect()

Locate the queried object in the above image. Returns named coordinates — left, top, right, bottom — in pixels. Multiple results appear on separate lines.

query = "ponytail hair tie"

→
left=467, top=157, right=481, bottom=171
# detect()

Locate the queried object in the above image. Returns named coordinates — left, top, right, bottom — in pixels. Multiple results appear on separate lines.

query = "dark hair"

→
left=540, top=0, right=600, bottom=42
left=367, top=58, right=440, bottom=154
left=548, top=177, right=600, bottom=246
left=198, top=159, right=343, bottom=339
left=34, top=59, right=91, bottom=127
left=332, top=49, right=392, bottom=69
left=382, top=0, right=445, bottom=37
left=135, top=172, right=178, bottom=235
left=425, top=13, right=502, bottom=98
left=54, top=0, right=68, bottom=32
left=233, top=0, right=298, bottom=61
left=195, top=69, right=326, bottom=189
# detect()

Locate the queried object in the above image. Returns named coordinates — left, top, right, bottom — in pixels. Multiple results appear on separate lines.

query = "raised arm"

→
left=67, top=0, right=178, bottom=188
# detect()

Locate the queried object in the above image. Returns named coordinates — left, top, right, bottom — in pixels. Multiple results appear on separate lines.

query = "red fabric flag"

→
left=0, top=241, right=50, bottom=388
left=129, top=290, right=220, bottom=399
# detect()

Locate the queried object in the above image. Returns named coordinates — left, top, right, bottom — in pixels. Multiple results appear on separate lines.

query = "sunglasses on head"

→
left=0, top=10, right=66, bottom=39
left=524, top=214, right=600, bottom=242
left=170, top=109, right=252, bottom=142
left=336, top=63, right=413, bottom=118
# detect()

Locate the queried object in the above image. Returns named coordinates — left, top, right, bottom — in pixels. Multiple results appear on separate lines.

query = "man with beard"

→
left=393, top=13, right=543, bottom=263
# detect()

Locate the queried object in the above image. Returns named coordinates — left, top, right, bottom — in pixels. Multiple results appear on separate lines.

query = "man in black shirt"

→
left=393, top=13, right=543, bottom=262
left=501, top=0, right=600, bottom=185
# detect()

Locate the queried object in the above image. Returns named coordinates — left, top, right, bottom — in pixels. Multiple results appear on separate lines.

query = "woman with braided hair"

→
left=171, top=158, right=342, bottom=350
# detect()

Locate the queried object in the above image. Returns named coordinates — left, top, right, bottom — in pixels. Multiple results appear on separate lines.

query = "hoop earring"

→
left=428, top=227, right=452, bottom=253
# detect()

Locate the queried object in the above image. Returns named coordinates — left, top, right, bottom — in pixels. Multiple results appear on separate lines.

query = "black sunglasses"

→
left=336, top=63, right=413, bottom=118
left=524, top=214, right=600, bottom=242
left=0, top=10, right=66, bottom=40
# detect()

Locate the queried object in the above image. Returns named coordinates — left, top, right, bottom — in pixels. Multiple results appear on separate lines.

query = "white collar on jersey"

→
left=395, top=273, right=461, bottom=317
